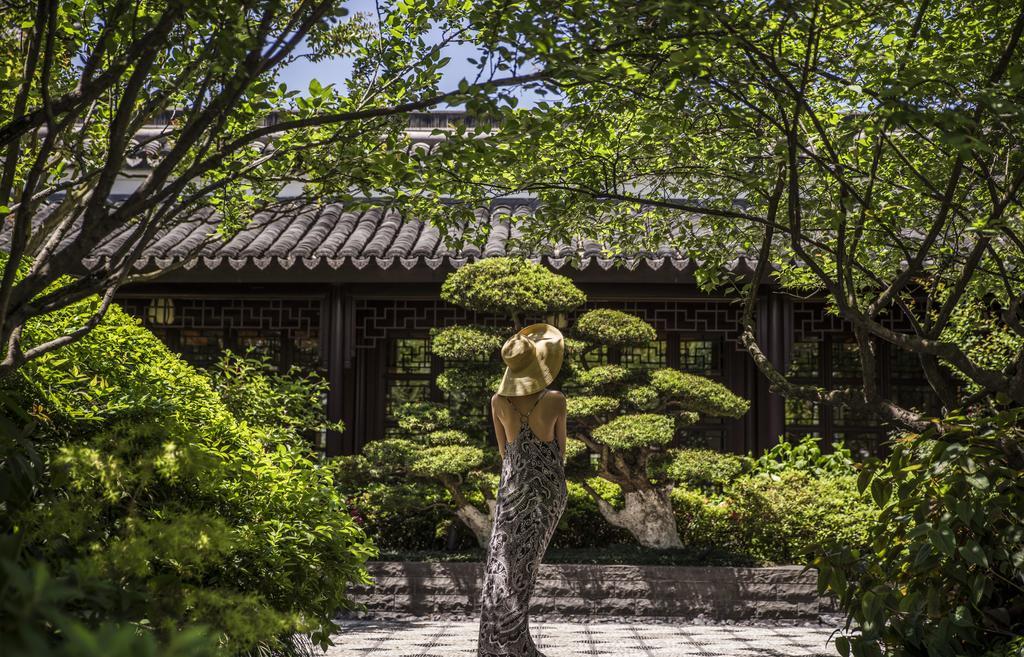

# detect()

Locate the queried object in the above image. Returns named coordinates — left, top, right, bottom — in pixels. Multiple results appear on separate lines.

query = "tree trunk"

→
left=585, top=482, right=682, bottom=549
left=455, top=499, right=495, bottom=549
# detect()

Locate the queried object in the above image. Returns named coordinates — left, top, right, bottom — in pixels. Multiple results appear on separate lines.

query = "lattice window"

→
left=117, top=296, right=323, bottom=372
left=385, top=337, right=436, bottom=435
left=179, top=329, right=226, bottom=368
left=785, top=398, right=821, bottom=428
left=679, top=339, right=720, bottom=376
left=787, top=340, right=821, bottom=378
left=621, top=340, right=667, bottom=373
left=889, top=348, right=942, bottom=417
left=236, top=328, right=282, bottom=366
left=830, top=336, right=862, bottom=381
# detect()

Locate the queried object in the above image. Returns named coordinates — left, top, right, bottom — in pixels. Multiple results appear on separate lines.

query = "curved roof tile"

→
left=10, top=199, right=763, bottom=273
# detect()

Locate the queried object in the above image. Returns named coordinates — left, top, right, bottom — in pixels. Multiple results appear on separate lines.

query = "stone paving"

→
left=326, top=618, right=842, bottom=656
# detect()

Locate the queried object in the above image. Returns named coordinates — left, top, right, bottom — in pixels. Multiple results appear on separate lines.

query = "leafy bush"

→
left=430, top=326, right=502, bottom=361
left=573, top=309, right=656, bottom=347
left=749, top=434, right=856, bottom=479
left=660, top=448, right=747, bottom=491
left=724, top=470, right=875, bottom=564
left=669, top=471, right=875, bottom=565
left=439, top=256, right=585, bottom=319
left=818, top=410, right=1024, bottom=657
left=337, top=479, right=466, bottom=552
left=4, top=300, right=374, bottom=655
left=205, top=349, right=341, bottom=437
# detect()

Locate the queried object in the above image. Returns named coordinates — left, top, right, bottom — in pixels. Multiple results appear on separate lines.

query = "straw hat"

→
left=496, top=323, right=565, bottom=397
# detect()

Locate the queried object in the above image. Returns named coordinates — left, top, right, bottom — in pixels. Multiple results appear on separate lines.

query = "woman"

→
left=478, top=323, right=569, bottom=657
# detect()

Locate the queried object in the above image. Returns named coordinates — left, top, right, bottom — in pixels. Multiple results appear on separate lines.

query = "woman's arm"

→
left=490, top=394, right=507, bottom=459
left=554, top=393, right=568, bottom=463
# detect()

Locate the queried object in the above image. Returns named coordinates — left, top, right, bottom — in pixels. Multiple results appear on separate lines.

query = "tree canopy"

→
left=424, top=0, right=1024, bottom=429
left=0, top=0, right=549, bottom=374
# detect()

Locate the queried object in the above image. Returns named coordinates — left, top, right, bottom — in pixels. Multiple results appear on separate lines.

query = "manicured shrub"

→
left=572, top=364, right=630, bottom=391
left=566, top=395, right=620, bottom=418
left=650, top=369, right=751, bottom=417
left=660, top=448, right=747, bottom=491
left=573, top=309, right=656, bottom=347
left=5, top=300, right=374, bottom=655
left=440, top=256, right=585, bottom=320
left=550, top=478, right=634, bottom=549
left=430, top=326, right=503, bottom=361
left=591, top=413, right=679, bottom=449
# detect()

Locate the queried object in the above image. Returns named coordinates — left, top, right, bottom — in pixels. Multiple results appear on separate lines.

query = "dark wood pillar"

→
left=754, top=290, right=789, bottom=453
left=326, top=285, right=357, bottom=456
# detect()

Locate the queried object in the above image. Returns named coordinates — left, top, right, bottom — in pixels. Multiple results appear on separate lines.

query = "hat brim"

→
left=496, top=323, right=564, bottom=397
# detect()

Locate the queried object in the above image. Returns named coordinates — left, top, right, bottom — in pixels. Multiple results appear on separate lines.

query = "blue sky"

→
left=274, top=0, right=551, bottom=107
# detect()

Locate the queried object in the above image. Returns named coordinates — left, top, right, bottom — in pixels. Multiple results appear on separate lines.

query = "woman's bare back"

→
left=490, top=389, right=567, bottom=460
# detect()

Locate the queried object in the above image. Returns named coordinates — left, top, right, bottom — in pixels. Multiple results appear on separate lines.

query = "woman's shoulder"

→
left=544, top=389, right=566, bottom=407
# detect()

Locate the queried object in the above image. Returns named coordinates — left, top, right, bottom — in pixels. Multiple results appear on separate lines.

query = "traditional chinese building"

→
left=112, top=211, right=936, bottom=459
left=34, top=114, right=939, bottom=458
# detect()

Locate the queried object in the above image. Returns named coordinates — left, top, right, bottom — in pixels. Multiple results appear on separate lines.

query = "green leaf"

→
left=928, top=527, right=955, bottom=557
left=958, top=541, right=990, bottom=568
left=870, top=478, right=892, bottom=507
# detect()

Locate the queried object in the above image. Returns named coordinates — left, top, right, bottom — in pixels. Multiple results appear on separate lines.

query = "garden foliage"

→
left=1, top=300, right=374, bottom=655
left=565, top=307, right=750, bottom=549
left=818, top=410, right=1024, bottom=657
left=346, top=257, right=586, bottom=548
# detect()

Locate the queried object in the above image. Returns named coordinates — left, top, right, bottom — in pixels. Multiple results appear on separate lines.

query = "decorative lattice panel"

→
left=118, top=296, right=323, bottom=368
left=354, top=298, right=747, bottom=347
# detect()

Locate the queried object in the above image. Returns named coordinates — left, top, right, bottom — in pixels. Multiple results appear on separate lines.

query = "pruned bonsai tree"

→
left=352, top=257, right=586, bottom=548
left=565, top=308, right=750, bottom=548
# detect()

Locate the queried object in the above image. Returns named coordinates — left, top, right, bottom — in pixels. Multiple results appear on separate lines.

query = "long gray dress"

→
left=478, top=391, right=568, bottom=657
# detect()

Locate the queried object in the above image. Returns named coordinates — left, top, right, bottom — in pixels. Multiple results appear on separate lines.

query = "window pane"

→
left=580, top=344, right=609, bottom=369
left=679, top=428, right=725, bottom=451
left=180, top=329, right=225, bottom=367
left=891, top=348, right=924, bottom=379
left=679, top=339, right=720, bottom=375
left=834, top=403, right=879, bottom=426
left=237, top=329, right=281, bottom=367
left=785, top=398, right=820, bottom=425
left=834, top=432, right=882, bottom=460
left=389, top=338, right=432, bottom=375
left=622, top=340, right=667, bottom=373
left=831, top=337, right=861, bottom=380
left=291, top=329, right=321, bottom=369
left=788, top=341, right=820, bottom=378
left=892, top=385, right=940, bottom=415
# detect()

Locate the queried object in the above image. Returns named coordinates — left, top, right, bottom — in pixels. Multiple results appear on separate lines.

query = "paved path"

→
left=327, top=619, right=841, bottom=657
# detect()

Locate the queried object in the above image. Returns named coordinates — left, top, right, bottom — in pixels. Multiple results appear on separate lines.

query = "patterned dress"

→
left=478, top=391, right=568, bottom=657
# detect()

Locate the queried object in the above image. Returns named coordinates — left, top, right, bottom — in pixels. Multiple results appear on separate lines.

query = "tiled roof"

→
left=7, top=200, right=758, bottom=275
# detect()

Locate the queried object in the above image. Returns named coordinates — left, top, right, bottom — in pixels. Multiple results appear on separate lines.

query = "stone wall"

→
left=347, top=561, right=838, bottom=620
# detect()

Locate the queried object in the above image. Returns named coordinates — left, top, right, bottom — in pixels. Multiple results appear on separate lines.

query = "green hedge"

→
left=3, top=301, right=374, bottom=655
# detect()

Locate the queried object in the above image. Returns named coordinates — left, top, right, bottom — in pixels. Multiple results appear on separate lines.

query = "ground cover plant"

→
left=0, top=294, right=375, bottom=656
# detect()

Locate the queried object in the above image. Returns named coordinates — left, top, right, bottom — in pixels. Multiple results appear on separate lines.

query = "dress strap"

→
left=505, top=390, right=547, bottom=427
